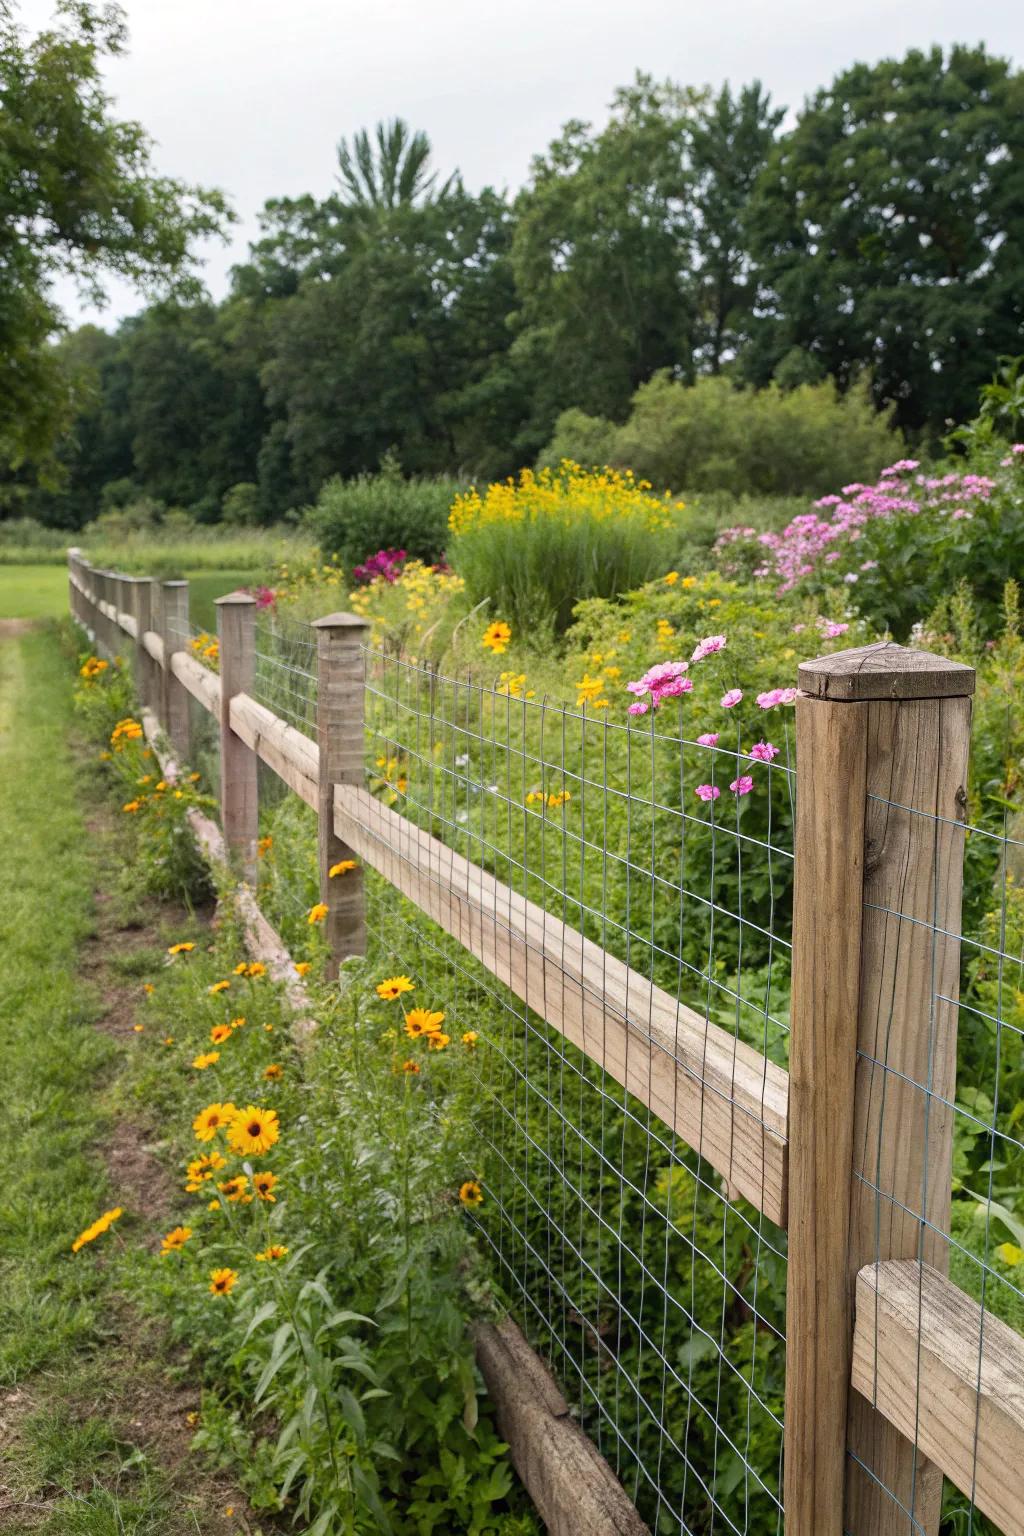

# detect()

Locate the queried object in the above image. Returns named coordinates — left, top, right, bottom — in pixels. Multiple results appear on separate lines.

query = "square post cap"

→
left=798, top=640, right=975, bottom=702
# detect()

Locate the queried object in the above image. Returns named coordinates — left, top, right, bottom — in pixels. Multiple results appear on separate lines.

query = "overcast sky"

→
left=22, top=0, right=1024, bottom=328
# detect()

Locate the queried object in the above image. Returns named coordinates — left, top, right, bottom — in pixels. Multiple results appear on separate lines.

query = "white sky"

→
left=22, top=0, right=1024, bottom=327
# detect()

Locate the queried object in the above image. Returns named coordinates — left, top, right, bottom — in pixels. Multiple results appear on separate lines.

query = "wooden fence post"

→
left=215, top=592, right=259, bottom=882
left=785, top=641, right=975, bottom=1536
left=312, top=612, right=371, bottom=976
left=127, top=576, right=155, bottom=711
left=158, top=579, right=191, bottom=760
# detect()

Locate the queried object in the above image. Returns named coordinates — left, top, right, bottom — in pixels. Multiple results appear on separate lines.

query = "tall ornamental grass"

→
left=448, top=461, right=687, bottom=634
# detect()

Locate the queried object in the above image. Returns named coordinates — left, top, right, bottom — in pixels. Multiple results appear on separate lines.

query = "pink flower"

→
left=627, top=700, right=650, bottom=717
left=691, top=634, right=727, bottom=663
left=730, top=775, right=754, bottom=796
left=625, top=659, right=692, bottom=712
left=748, top=741, right=779, bottom=762
left=792, top=623, right=805, bottom=634
left=720, top=689, right=743, bottom=709
left=694, top=784, right=721, bottom=802
left=819, top=620, right=849, bottom=638
left=696, top=732, right=719, bottom=747
left=756, top=688, right=798, bottom=710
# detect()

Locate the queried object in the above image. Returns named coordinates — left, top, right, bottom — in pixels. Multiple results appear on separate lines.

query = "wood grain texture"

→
left=844, top=692, right=972, bottom=1535
left=170, top=650, right=221, bottom=715
left=229, top=692, right=318, bottom=809
left=313, top=615, right=370, bottom=973
left=333, top=781, right=789, bottom=1224
left=475, top=1317, right=650, bottom=1536
left=157, top=580, right=191, bottom=760
left=799, top=640, right=975, bottom=702
left=784, top=695, right=869, bottom=1536
left=216, top=593, right=259, bottom=881
left=852, top=1261, right=1024, bottom=1536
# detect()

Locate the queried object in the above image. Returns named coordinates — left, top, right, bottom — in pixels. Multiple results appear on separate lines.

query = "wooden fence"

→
left=68, top=549, right=1024, bottom=1536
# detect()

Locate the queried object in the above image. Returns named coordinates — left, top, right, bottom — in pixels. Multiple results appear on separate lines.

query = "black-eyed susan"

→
left=482, top=620, right=511, bottom=654
left=192, top=1050, right=221, bottom=1070
left=252, top=1170, right=278, bottom=1202
left=263, top=1063, right=283, bottom=1080
left=187, top=1151, right=226, bottom=1184
left=209, top=1267, right=238, bottom=1297
left=160, top=1226, right=193, bottom=1255
left=426, top=1031, right=450, bottom=1051
left=210, top=1024, right=233, bottom=1046
left=459, top=1181, right=484, bottom=1208
left=401, top=1059, right=421, bottom=1074
left=404, top=1007, right=445, bottom=1040
left=376, top=975, right=414, bottom=1001
left=229, top=1016, right=246, bottom=1030
left=255, top=1244, right=289, bottom=1262
left=192, top=1102, right=237, bottom=1141
left=233, top=961, right=249, bottom=975
left=228, top=1105, right=280, bottom=1157
left=208, top=980, right=231, bottom=995
left=71, top=1206, right=123, bottom=1253
left=328, top=859, right=358, bottom=878
left=246, top=961, right=267, bottom=978
left=167, top=942, right=195, bottom=956
left=307, top=902, right=328, bottom=925
left=461, top=1031, right=479, bottom=1048
left=218, top=1175, right=251, bottom=1204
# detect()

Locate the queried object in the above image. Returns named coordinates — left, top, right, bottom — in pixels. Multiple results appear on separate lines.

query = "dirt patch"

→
left=0, top=619, right=41, bottom=639
left=104, top=1120, right=179, bottom=1238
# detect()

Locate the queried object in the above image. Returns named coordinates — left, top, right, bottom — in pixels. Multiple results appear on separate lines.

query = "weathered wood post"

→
left=312, top=612, right=370, bottom=976
left=215, top=592, right=259, bottom=883
left=67, top=548, right=84, bottom=630
left=158, top=579, right=191, bottom=760
left=127, top=576, right=155, bottom=711
left=785, top=640, right=975, bottom=1536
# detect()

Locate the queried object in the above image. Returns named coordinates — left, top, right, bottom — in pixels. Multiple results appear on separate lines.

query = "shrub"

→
left=448, top=462, right=687, bottom=635
left=306, top=458, right=459, bottom=574
left=537, top=373, right=902, bottom=498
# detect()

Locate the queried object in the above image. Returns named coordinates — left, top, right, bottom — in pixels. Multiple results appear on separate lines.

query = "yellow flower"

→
left=133, top=1023, right=144, bottom=1033
left=482, top=620, right=512, bottom=654
left=681, top=575, right=698, bottom=588
left=71, top=1206, right=123, bottom=1253
left=252, top=1170, right=279, bottom=1202
left=426, top=1031, right=450, bottom=1051
left=191, top=1051, right=220, bottom=1070
left=459, top=1181, right=483, bottom=1208
left=209, top=1267, right=238, bottom=1297
left=997, top=1242, right=1024, bottom=1266
left=294, top=962, right=311, bottom=977
left=161, top=1036, right=174, bottom=1046
left=247, top=961, right=267, bottom=977
left=160, top=1226, right=193, bottom=1256
left=263, top=1063, right=283, bottom=1080
left=376, top=975, right=414, bottom=1000
left=307, top=903, right=328, bottom=925
left=461, top=1031, right=479, bottom=1048
left=208, top=980, right=231, bottom=995
left=404, top=1007, right=445, bottom=1040
left=664, top=571, right=679, bottom=585
left=228, top=1105, right=280, bottom=1157
left=187, top=1152, right=226, bottom=1186
left=167, top=942, right=195, bottom=956
left=401, top=1059, right=421, bottom=1074
left=218, top=1175, right=251, bottom=1204
left=192, top=1102, right=237, bottom=1141
left=122, top=800, right=142, bottom=814
left=229, top=1016, right=246, bottom=1031
left=255, top=1245, right=289, bottom=1262
left=328, top=859, right=358, bottom=878
left=257, top=835, right=273, bottom=857
left=143, top=983, right=155, bottom=995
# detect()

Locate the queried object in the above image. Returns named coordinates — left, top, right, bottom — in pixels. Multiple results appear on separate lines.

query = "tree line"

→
left=2, top=5, right=1023, bottom=527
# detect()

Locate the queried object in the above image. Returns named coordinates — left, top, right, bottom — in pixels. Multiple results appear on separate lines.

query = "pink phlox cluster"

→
left=624, top=660, right=692, bottom=716
left=353, top=548, right=407, bottom=585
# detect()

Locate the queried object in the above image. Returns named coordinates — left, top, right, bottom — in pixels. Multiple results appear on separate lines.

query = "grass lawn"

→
left=0, top=627, right=241, bottom=1533
left=0, top=564, right=253, bottom=629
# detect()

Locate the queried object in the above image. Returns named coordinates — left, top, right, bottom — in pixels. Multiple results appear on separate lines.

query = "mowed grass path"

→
left=0, top=628, right=234, bottom=1533
left=0, top=566, right=254, bottom=629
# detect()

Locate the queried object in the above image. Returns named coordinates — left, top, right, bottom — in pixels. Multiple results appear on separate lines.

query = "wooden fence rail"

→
left=67, top=547, right=1024, bottom=1536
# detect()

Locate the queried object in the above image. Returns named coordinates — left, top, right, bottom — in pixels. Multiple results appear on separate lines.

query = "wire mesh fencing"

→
left=361, top=649, right=796, bottom=1535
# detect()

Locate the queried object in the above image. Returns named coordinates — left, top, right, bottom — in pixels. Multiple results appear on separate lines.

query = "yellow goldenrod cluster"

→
left=574, top=672, right=610, bottom=709
left=526, top=789, right=573, bottom=810
left=71, top=1205, right=123, bottom=1254
left=372, top=754, right=408, bottom=804
left=449, top=461, right=683, bottom=538
left=348, top=559, right=465, bottom=651
left=496, top=671, right=534, bottom=699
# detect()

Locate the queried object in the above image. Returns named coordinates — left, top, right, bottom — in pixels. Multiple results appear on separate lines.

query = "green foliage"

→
left=307, top=460, right=459, bottom=572
left=0, top=3, right=231, bottom=476
left=745, top=44, right=1024, bottom=435
left=539, top=373, right=902, bottom=496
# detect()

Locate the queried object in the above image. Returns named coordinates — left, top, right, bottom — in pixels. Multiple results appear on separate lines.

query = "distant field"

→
left=0, top=564, right=254, bottom=630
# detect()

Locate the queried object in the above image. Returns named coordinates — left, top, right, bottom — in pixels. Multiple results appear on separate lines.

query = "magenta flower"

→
left=756, top=688, right=798, bottom=710
left=625, top=660, right=692, bottom=713
left=696, top=732, right=719, bottom=747
left=748, top=741, right=779, bottom=762
left=627, top=700, right=650, bottom=717
left=720, top=689, right=743, bottom=709
left=819, top=620, right=849, bottom=638
left=691, top=634, right=727, bottom=662
left=694, top=784, right=721, bottom=802
left=730, top=775, right=754, bottom=796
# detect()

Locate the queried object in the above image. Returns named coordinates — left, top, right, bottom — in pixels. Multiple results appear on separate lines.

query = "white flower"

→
left=455, top=753, right=470, bottom=767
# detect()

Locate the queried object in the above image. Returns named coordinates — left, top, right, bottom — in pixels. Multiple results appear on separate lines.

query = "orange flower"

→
left=459, top=1181, right=483, bottom=1208
left=404, top=1007, right=445, bottom=1040
left=401, top=1059, right=421, bottom=1074
left=252, top=1170, right=278, bottom=1202
left=209, top=1267, right=238, bottom=1297
left=461, top=1031, right=479, bottom=1048
left=294, top=962, right=311, bottom=977
left=160, top=1226, right=192, bottom=1256
left=426, top=1032, right=450, bottom=1052
left=208, top=980, right=230, bottom=995
left=210, top=1024, right=233, bottom=1045
left=191, top=1051, right=220, bottom=1070
left=328, top=859, right=358, bottom=878
left=263, top=1063, right=283, bottom=1080
left=307, top=903, right=328, bottom=925
left=376, top=975, right=414, bottom=1001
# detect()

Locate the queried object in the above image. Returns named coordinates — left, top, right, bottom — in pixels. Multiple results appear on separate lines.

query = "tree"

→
left=746, top=45, right=1024, bottom=433
left=337, top=118, right=456, bottom=211
left=0, top=0, right=231, bottom=478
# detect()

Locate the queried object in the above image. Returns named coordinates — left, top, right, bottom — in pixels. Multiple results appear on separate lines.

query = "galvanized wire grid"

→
left=849, top=797, right=1024, bottom=1536
left=362, top=650, right=794, bottom=1535
left=254, top=614, right=319, bottom=741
